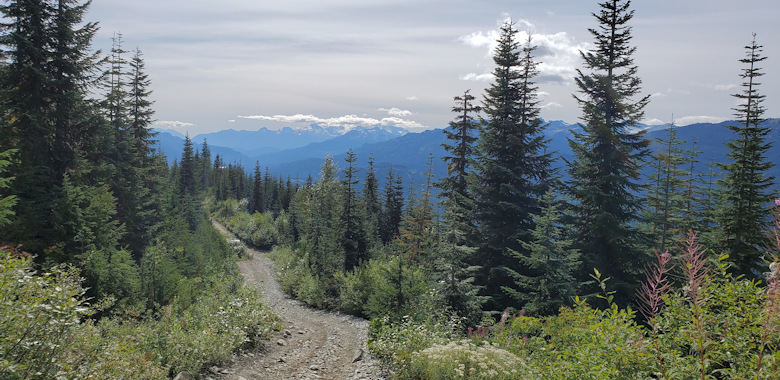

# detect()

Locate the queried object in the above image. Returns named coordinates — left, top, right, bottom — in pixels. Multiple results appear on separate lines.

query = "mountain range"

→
left=154, top=119, right=780, bottom=190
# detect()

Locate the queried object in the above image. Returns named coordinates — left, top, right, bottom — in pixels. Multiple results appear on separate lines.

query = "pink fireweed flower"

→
left=775, top=198, right=780, bottom=206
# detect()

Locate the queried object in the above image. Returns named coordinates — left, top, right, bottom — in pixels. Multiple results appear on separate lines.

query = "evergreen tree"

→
left=342, top=149, right=367, bottom=271
left=178, top=134, right=200, bottom=230
left=308, top=156, right=344, bottom=278
left=644, top=123, right=687, bottom=252
left=509, top=191, right=580, bottom=315
left=0, top=149, right=18, bottom=227
left=363, top=153, right=381, bottom=247
left=251, top=161, right=264, bottom=214
left=565, top=0, right=650, bottom=305
left=380, top=167, right=404, bottom=244
left=435, top=89, right=483, bottom=320
left=0, top=0, right=102, bottom=254
left=128, top=47, right=156, bottom=163
left=399, top=154, right=436, bottom=265
left=716, top=34, right=775, bottom=278
left=470, top=24, right=554, bottom=311
left=439, top=89, right=480, bottom=202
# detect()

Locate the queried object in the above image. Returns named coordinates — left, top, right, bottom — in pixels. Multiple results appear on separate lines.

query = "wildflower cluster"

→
left=409, top=340, right=528, bottom=380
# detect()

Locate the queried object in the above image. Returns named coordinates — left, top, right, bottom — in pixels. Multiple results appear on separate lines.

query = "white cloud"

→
left=649, top=92, right=666, bottom=98
left=378, top=107, right=413, bottom=117
left=714, top=84, right=738, bottom=91
left=153, top=120, right=195, bottom=129
left=459, top=72, right=493, bottom=82
left=406, top=95, right=418, bottom=101
left=460, top=18, right=589, bottom=84
left=674, top=116, right=727, bottom=126
left=228, top=119, right=236, bottom=123
left=541, top=101, right=562, bottom=109
left=237, top=113, right=428, bottom=132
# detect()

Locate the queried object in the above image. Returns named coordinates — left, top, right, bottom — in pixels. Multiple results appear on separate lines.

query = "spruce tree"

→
left=440, top=89, right=480, bottom=202
left=363, top=153, right=381, bottom=247
left=380, top=167, right=404, bottom=244
left=510, top=191, right=580, bottom=315
left=565, top=0, right=651, bottom=305
left=644, top=123, right=687, bottom=252
left=399, top=154, right=436, bottom=265
left=436, top=90, right=483, bottom=319
left=251, top=161, right=264, bottom=214
left=470, top=23, right=554, bottom=311
left=716, top=34, right=775, bottom=278
left=0, top=0, right=102, bottom=254
left=342, top=148, right=367, bottom=271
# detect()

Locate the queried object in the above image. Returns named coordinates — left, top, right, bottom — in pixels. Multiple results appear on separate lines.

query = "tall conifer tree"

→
left=471, top=23, right=553, bottom=311
left=716, top=34, right=775, bottom=278
left=342, top=149, right=367, bottom=271
left=0, top=0, right=102, bottom=254
left=565, top=0, right=650, bottom=304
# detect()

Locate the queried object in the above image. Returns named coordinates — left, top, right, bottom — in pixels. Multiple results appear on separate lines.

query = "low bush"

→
left=0, top=249, right=281, bottom=379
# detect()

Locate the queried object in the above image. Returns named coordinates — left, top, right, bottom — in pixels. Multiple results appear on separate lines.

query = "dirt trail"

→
left=212, top=221, right=386, bottom=380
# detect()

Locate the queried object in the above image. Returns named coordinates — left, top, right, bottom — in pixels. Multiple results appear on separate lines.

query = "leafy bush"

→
left=140, top=277, right=282, bottom=375
left=0, top=250, right=166, bottom=379
left=0, top=247, right=281, bottom=379
left=368, top=314, right=461, bottom=377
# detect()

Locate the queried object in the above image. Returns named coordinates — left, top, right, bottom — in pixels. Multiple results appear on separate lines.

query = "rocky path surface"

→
left=212, top=222, right=386, bottom=380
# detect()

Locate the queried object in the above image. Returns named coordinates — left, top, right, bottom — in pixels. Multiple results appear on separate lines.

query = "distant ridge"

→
left=153, top=118, right=780, bottom=191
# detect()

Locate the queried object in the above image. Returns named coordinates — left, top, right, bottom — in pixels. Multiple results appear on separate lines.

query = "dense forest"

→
left=1, top=0, right=779, bottom=379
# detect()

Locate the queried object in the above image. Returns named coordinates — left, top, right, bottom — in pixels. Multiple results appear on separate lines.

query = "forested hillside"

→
left=209, top=2, right=780, bottom=379
left=0, top=2, right=279, bottom=378
left=1, top=0, right=779, bottom=379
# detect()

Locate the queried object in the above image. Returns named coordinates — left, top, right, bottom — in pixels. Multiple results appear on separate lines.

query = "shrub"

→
left=368, top=314, right=461, bottom=377
left=408, top=340, right=529, bottom=380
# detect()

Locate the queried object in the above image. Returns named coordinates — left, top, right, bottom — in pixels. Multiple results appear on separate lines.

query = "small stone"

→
left=309, top=364, right=319, bottom=371
left=172, top=372, right=192, bottom=380
left=237, top=377, right=248, bottom=380
left=277, top=339, right=287, bottom=346
left=284, top=329, right=292, bottom=336
left=278, top=357, right=286, bottom=363
left=352, top=348, right=364, bottom=363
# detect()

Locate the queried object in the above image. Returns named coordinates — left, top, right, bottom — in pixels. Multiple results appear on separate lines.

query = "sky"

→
left=88, top=0, right=780, bottom=135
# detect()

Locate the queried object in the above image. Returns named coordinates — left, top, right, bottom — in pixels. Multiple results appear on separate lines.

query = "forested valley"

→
left=1, top=0, right=780, bottom=379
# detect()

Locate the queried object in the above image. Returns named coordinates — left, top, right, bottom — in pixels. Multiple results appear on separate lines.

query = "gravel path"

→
left=212, top=221, right=387, bottom=380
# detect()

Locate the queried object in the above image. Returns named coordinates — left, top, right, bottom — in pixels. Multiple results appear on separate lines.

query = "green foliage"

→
left=470, top=22, right=554, bottom=312
left=368, top=314, right=461, bottom=377
left=716, top=34, right=776, bottom=278
left=510, top=191, right=580, bottom=315
left=566, top=0, right=651, bottom=306
left=0, top=149, right=17, bottom=227
left=0, top=250, right=166, bottom=379
left=138, top=277, right=282, bottom=376
left=408, top=340, right=528, bottom=380
left=372, top=212, right=780, bottom=379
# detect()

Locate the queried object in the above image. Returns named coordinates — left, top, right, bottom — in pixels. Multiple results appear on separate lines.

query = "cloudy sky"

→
left=88, top=0, right=779, bottom=135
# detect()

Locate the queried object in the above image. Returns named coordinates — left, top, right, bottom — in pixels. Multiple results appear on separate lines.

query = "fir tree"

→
left=716, top=34, right=775, bottom=278
left=565, top=0, right=651, bottom=305
left=440, top=89, right=480, bottom=202
left=509, top=191, right=580, bottom=315
left=644, top=123, right=687, bottom=252
left=342, top=149, right=367, bottom=271
left=251, top=161, right=264, bottom=214
left=0, top=0, right=102, bottom=254
left=380, top=167, right=404, bottom=244
left=363, top=153, right=381, bottom=247
left=470, top=23, right=554, bottom=311
left=399, top=154, right=436, bottom=265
